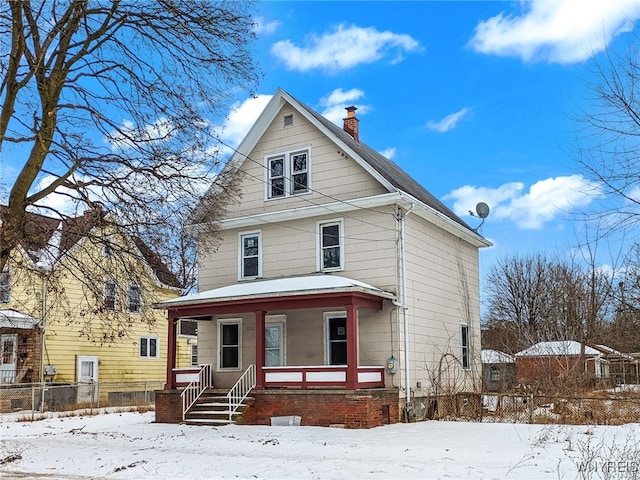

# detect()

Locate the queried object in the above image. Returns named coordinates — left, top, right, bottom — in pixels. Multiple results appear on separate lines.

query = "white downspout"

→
left=396, top=204, right=414, bottom=418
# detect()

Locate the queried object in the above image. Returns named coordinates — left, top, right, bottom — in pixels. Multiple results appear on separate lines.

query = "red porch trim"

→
left=345, top=304, right=358, bottom=389
left=165, top=313, right=178, bottom=389
left=262, top=365, right=385, bottom=389
left=255, top=310, right=266, bottom=389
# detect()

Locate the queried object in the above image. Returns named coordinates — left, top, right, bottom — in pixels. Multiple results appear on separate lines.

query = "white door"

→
left=0, top=334, right=17, bottom=384
left=76, top=356, right=99, bottom=403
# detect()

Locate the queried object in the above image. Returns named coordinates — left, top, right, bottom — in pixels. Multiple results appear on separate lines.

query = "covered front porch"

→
left=156, top=275, right=401, bottom=426
left=163, top=275, right=396, bottom=391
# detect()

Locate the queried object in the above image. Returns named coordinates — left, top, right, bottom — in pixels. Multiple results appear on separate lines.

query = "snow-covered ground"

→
left=1, top=410, right=639, bottom=479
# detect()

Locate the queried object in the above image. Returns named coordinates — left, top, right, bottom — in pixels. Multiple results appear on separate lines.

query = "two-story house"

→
left=0, top=207, right=192, bottom=408
left=156, top=88, right=491, bottom=427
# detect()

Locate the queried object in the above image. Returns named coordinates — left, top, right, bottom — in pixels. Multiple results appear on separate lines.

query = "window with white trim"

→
left=240, top=232, right=261, bottom=279
left=140, top=336, right=159, bottom=358
left=318, top=220, right=344, bottom=272
left=0, top=270, right=10, bottom=303
left=190, top=344, right=198, bottom=367
left=461, top=323, right=470, bottom=369
left=102, top=235, right=115, bottom=257
left=103, top=279, right=118, bottom=311
left=219, top=319, right=241, bottom=369
left=266, top=148, right=310, bottom=198
left=127, top=284, right=142, bottom=313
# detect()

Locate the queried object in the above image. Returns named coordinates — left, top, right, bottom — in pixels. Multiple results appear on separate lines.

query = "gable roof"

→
left=1, top=206, right=181, bottom=288
left=296, top=98, right=471, bottom=230
left=194, top=88, right=489, bottom=246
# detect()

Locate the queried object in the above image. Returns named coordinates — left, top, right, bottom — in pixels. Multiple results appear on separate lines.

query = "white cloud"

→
left=107, top=117, right=174, bottom=151
left=445, top=175, right=603, bottom=229
left=319, top=88, right=370, bottom=124
left=271, top=24, right=421, bottom=73
left=469, top=0, right=640, bottom=63
left=380, top=147, right=396, bottom=160
left=426, top=108, right=469, bottom=133
left=216, top=94, right=273, bottom=150
left=253, top=16, right=280, bottom=35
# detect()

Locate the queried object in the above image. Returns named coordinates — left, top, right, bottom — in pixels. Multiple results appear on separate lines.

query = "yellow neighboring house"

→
left=0, top=207, right=195, bottom=402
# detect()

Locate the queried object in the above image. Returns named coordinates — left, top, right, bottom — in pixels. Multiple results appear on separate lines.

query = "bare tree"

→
left=483, top=253, right=614, bottom=353
left=576, top=37, right=640, bottom=240
left=0, top=0, right=259, bottom=283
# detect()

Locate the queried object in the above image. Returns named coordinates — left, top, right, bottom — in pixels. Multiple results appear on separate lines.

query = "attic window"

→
left=266, top=148, right=311, bottom=199
left=283, top=114, right=293, bottom=127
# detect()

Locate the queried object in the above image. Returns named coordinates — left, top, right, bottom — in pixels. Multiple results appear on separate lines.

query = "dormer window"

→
left=266, top=148, right=310, bottom=199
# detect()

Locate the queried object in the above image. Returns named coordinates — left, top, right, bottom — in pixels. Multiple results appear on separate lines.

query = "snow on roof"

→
left=515, top=340, right=600, bottom=357
left=159, top=275, right=395, bottom=308
left=0, top=309, right=40, bottom=329
left=591, top=344, right=635, bottom=360
left=481, top=349, right=514, bottom=364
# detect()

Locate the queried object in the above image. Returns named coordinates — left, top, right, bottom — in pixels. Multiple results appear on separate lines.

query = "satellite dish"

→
left=475, top=202, right=490, bottom=219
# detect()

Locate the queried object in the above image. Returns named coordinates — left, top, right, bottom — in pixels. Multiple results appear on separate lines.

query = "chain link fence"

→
left=480, top=390, right=640, bottom=425
left=0, top=381, right=163, bottom=419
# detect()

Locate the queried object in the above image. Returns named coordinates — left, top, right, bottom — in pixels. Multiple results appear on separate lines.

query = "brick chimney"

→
left=343, top=106, right=359, bottom=143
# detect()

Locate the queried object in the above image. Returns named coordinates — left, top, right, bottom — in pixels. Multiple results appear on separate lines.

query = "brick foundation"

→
left=155, top=389, right=182, bottom=423
left=239, top=389, right=400, bottom=428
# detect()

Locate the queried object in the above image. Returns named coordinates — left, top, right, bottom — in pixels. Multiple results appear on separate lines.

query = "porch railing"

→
left=180, top=364, right=213, bottom=420
left=263, top=365, right=385, bottom=389
left=227, top=364, right=256, bottom=423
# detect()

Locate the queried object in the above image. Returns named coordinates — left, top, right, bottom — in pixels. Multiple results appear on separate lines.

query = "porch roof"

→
left=0, top=309, right=40, bottom=329
left=157, top=275, right=395, bottom=310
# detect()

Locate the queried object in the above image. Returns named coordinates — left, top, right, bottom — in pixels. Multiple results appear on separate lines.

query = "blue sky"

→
left=4, top=1, right=640, bottom=289
left=211, top=0, right=640, bottom=280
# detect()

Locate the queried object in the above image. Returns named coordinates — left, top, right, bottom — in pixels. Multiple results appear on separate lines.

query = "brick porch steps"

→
left=184, top=389, right=252, bottom=426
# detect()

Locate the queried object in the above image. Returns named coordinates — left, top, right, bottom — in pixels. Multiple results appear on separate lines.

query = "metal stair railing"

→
left=181, top=364, right=213, bottom=421
left=227, top=364, right=256, bottom=423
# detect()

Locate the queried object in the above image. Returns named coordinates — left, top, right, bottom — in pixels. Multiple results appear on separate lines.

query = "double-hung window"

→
left=461, top=323, right=470, bottom=369
left=266, top=148, right=310, bottom=199
left=140, top=336, right=159, bottom=358
left=0, top=271, right=10, bottom=303
left=127, top=284, right=142, bottom=313
left=317, top=220, right=344, bottom=272
left=240, top=231, right=261, bottom=279
left=103, top=279, right=118, bottom=311
left=219, top=320, right=241, bottom=370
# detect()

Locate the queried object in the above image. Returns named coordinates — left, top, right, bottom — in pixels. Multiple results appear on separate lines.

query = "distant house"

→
left=155, top=88, right=491, bottom=428
left=0, top=208, right=191, bottom=408
left=513, top=340, right=635, bottom=392
left=481, top=349, right=515, bottom=392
